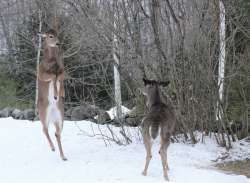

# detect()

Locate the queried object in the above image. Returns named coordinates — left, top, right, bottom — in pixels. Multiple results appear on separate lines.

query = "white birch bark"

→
left=35, top=10, right=42, bottom=114
left=113, top=2, right=122, bottom=120
left=217, top=1, right=226, bottom=120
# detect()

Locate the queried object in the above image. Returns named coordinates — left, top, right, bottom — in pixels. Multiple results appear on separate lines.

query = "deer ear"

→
left=159, top=81, right=170, bottom=87
left=143, top=78, right=147, bottom=85
left=38, top=33, right=47, bottom=38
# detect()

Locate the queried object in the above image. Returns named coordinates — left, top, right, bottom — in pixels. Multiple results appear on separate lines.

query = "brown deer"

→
left=37, top=29, right=67, bottom=161
left=141, top=78, right=176, bottom=181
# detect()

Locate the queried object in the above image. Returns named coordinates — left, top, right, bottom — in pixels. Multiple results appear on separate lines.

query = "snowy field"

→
left=0, top=117, right=249, bottom=183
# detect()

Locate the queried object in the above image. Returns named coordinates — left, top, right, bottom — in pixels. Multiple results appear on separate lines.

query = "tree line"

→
left=0, top=0, right=250, bottom=147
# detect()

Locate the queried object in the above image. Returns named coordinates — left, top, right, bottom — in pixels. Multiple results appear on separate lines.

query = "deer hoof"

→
left=166, top=165, right=170, bottom=170
left=51, top=148, right=55, bottom=152
left=54, top=96, right=57, bottom=100
left=164, top=174, right=169, bottom=181
left=62, top=157, right=68, bottom=161
left=142, top=171, right=147, bottom=176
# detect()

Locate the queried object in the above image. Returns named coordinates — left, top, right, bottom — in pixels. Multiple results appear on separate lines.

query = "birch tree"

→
left=217, top=0, right=226, bottom=120
left=35, top=10, right=42, bottom=115
left=113, top=1, right=122, bottom=121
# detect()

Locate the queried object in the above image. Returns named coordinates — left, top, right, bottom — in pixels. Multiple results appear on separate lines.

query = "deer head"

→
left=143, top=78, right=170, bottom=95
left=41, top=29, right=60, bottom=48
left=40, top=29, right=63, bottom=74
left=142, top=78, right=170, bottom=107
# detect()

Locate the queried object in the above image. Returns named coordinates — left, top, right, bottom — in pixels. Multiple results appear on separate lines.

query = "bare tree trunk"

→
left=151, top=0, right=167, bottom=61
left=113, top=1, right=122, bottom=121
left=216, top=0, right=226, bottom=121
left=216, top=1, right=232, bottom=148
left=35, top=10, right=42, bottom=115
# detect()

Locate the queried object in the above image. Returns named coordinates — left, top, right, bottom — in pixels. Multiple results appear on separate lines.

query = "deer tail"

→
left=150, top=121, right=160, bottom=139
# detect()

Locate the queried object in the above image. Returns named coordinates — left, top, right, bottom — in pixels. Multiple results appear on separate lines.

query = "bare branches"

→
left=1, top=0, right=250, bottom=145
left=164, top=0, right=182, bottom=36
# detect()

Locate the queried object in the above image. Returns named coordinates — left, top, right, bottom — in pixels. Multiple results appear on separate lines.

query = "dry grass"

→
left=216, top=160, right=250, bottom=178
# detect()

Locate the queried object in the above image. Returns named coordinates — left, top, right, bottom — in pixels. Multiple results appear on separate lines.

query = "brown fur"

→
left=141, top=78, right=176, bottom=181
left=37, top=29, right=66, bottom=160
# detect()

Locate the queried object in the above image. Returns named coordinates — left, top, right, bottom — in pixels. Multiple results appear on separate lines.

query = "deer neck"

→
left=147, top=87, right=161, bottom=108
left=45, top=46, right=59, bottom=60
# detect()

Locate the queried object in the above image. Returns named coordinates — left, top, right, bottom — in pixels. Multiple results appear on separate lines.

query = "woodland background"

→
left=0, top=0, right=250, bottom=147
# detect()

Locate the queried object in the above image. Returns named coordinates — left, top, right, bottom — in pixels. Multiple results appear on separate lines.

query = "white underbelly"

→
left=46, top=81, right=62, bottom=124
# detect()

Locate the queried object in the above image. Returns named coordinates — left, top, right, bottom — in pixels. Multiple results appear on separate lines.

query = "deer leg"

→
left=38, top=69, right=55, bottom=82
left=59, top=81, right=65, bottom=98
left=159, top=134, right=170, bottom=181
left=142, top=130, right=152, bottom=176
left=42, top=125, right=55, bottom=151
left=56, top=73, right=65, bottom=97
left=53, top=77, right=59, bottom=100
left=40, top=109, right=55, bottom=151
left=166, top=152, right=169, bottom=170
left=54, top=122, right=67, bottom=161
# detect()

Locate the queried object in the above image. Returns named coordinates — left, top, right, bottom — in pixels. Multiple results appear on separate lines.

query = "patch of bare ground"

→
left=216, top=159, right=250, bottom=178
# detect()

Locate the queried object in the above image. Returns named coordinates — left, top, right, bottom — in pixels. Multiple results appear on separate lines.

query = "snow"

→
left=106, top=106, right=130, bottom=120
left=220, top=137, right=250, bottom=162
left=0, top=117, right=249, bottom=183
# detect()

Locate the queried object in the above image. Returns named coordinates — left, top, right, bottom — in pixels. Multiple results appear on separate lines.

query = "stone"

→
left=96, top=110, right=111, bottom=124
left=22, top=109, right=35, bottom=120
left=71, top=103, right=100, bottom=121
left=11, top=109, right=22, bottom=119
left=0, top=107, right=13, bottom=118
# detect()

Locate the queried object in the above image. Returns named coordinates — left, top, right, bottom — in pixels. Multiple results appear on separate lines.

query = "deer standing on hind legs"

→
left=37, top=29, right=67, bottom=161
left=141, top=78, right=176, bottom=181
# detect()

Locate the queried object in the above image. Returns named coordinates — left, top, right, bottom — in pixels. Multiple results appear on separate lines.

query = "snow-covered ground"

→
left=106, top=106, right=131, bottom=120
left=0, top=117, right=249, bottom=183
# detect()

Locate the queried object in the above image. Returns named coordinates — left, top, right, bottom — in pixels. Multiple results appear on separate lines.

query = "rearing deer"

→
left=141, top=78, right=176, bottom=181
left=37, top=29, right=66, bottom=160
